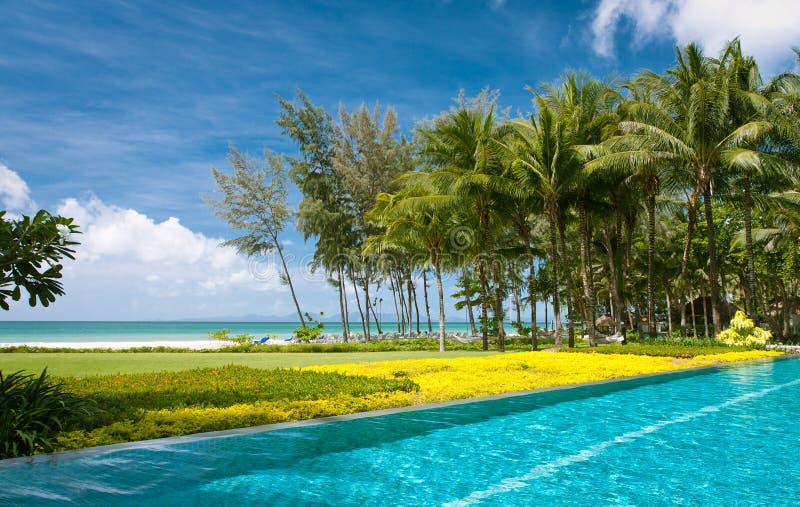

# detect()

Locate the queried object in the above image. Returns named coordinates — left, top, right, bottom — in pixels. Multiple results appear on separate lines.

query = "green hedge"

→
left=50, top=365, right=418, bottom=452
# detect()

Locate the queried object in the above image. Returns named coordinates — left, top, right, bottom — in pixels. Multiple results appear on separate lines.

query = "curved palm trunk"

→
left=351, top=273, right=367, bottom=339
left=780, top=280, right=791, bottom=340
left=481, top=207, right=506, bottom=352
left=623, top=214, right=636, bottom=330
left=423, top=269, right=433, bottom=334
left=702, top=183, right=722, bottom=335
left=342, top=267, right=351, bottom=340
left=526, top=245, right=538, bottom=350
left=337, top=265, right=347, bottom=341
left=646, top=190, right=656, bottom=339
left=412, top=278, right=421, bottom=334
left=369, top=299, right=382, bottom=335
left=548, top=209, right=563, bottom=348
left=743, top=174, right=759, bottom=326
left=363, top=264, right=371, bottom=341
left=389, top=274, right=400, bottom=333
left=602, top=228, right=623, bottom=333
left=405, top=270, right=414, bottom=334
left=476, top=260, right=490, bottom=350
left=578, top=196, right=597, bottom=346
left=557, top=216, right=577, bottom=348
left=275, top=242, right=305, bottom=328
left=433, top=255, right=446, bottom=352
left=394, top=271, right=406, bottom=334
left=679, top=195, right=697, bottom=336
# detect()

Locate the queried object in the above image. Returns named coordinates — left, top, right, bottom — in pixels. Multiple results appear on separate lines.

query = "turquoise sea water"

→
left=0, top=321, right=513, bottom=344
left=2, top=358, right=798, bottom=505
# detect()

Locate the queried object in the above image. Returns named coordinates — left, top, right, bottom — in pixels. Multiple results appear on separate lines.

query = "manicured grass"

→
left=54, top=365, right=419, bottom=452
left=0, top=351, right=498, bottom=377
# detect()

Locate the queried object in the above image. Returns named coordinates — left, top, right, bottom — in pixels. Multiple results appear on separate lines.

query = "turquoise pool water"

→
left=2, top=358, right=799, bottom=506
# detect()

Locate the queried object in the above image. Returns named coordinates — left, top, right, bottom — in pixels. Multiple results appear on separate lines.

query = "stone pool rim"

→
left=1, top=354, right=794, bottom=469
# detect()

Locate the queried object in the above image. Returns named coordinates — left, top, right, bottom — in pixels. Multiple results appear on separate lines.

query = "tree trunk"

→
left=390, top=274, right=401, bottom=333
left=411, top=276, right=421, bottom=334
left=665, top=286, right=673, bottom=335
left=275, top=241, right=305, bottom=328
left=363, top=264, right=371, bottom=341
left=624, top=214, right=636, bottom=330
left=548, top=210, right=563, bottom=348
left=481, top=207, right=505, bottom=351
left=679, top=193, right=698, bottom=336
left=476, top=260, right=490, bottom=350
left=423, top=269, right=433, bottom=334
left=743, top=174, right=759, bottom=326
left=405, top=270, right=414, bottom=335
left=337, top=265, right=347, bottom=341
left=701, top=285, right=709, bottom=338
left=702, top=182, right=722, bottom=336
left=463, top=269, right=478, bottom=335
left=342, top=266, right=351, bottom=340
left=578, top=195, right=597, bottom=346
left=526, top=243, right=538, bottom=350
left=351, top=272, right=367, bottom=339
left=395, top=271, right=407, bottom=335
left=434, top=255, right=446, bottom=352
left=603, top=228, right=623, bottom=333
left=369, top=297, right=382, bottom=335
left=646, top=190, right=656, bottom=339
left=513, top=278, right=522, bottom=328
left=781, top=280, right=791, bottom=340
left=558, top=215, right=577, bottom=348
left=690, top=290, right=697, bottom=339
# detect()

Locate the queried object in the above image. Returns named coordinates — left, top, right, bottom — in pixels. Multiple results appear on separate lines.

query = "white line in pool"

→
left=444, top=377, right=800, bottom=507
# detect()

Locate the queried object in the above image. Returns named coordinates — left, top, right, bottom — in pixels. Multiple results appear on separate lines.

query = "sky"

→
left=2, top=0, right=799, bottom=321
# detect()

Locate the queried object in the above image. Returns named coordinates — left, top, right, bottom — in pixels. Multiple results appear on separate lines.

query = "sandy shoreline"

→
left=0, top=340, right=239, bottom=350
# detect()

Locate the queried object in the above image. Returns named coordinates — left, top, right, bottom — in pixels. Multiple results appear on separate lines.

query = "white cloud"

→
left=0, top=195, right=316, bottom=319
left=0, top=164, right=35, bottom=212
left=591, top=0, right=800, bottom=74
left=55, top=196, right=285, bottom=295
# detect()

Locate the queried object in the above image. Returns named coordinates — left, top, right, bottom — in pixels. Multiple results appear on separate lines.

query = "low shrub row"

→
left=307, top=350, right=781, bottom=404
left=54, top=366, right=417, bottom=451
left=566, top=343, right=752, bottom=358
left=0, top=337, right=547, bottom=354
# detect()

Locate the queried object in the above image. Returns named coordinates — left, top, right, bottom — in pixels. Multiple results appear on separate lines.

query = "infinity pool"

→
left=2, top=358, right=798, bottom=506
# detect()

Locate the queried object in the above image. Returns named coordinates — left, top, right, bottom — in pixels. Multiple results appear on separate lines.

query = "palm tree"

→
left=506, top=96, right=582, bottom=348
left=588, top=41, right=779, bottom=336
left=366, top=184, right=457, bottom=351
left=546, top=72, right=621, bottom=345
left=418, top=92, right=514, bottom=351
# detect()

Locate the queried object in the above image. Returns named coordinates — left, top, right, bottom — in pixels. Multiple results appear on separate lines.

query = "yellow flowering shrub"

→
left=307, top=350, right=778, bottom=404
left=53, top=349, right=779, bottom=452
left=716, top=311, right=772, bottom=347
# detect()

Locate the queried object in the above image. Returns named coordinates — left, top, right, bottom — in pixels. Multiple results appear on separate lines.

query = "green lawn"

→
left=0, top=350, right=497, bottom=377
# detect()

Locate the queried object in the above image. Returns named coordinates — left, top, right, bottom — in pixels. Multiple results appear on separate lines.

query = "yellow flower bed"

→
left=307, top=350, right=781, bottom=404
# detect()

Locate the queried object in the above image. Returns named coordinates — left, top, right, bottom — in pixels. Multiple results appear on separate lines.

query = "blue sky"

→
left=2, top=0, right=799, bottom=321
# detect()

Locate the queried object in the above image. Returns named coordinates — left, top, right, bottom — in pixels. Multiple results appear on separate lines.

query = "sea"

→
left=0, top=321, right=555, bottom=346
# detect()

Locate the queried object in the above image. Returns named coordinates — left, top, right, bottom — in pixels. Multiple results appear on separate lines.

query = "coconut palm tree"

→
left=418, top=93, right=514, bottom=351
left=366, top=183, right=458, bottom=351
left=587, top=41, right=780, bottom=336
left=546, top=72, right=622, bottom=345
left=505, top=96, right=582, bottom=348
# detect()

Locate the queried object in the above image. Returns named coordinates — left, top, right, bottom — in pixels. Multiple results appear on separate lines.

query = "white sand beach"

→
left=2, top=340, right=238, bottom=350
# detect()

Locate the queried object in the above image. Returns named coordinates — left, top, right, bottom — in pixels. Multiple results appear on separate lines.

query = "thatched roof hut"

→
left=595, top=315, right=614, bottom=328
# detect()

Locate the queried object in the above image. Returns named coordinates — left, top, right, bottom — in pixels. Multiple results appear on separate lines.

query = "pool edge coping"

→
left=1, top=354, right=795, bottom=469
